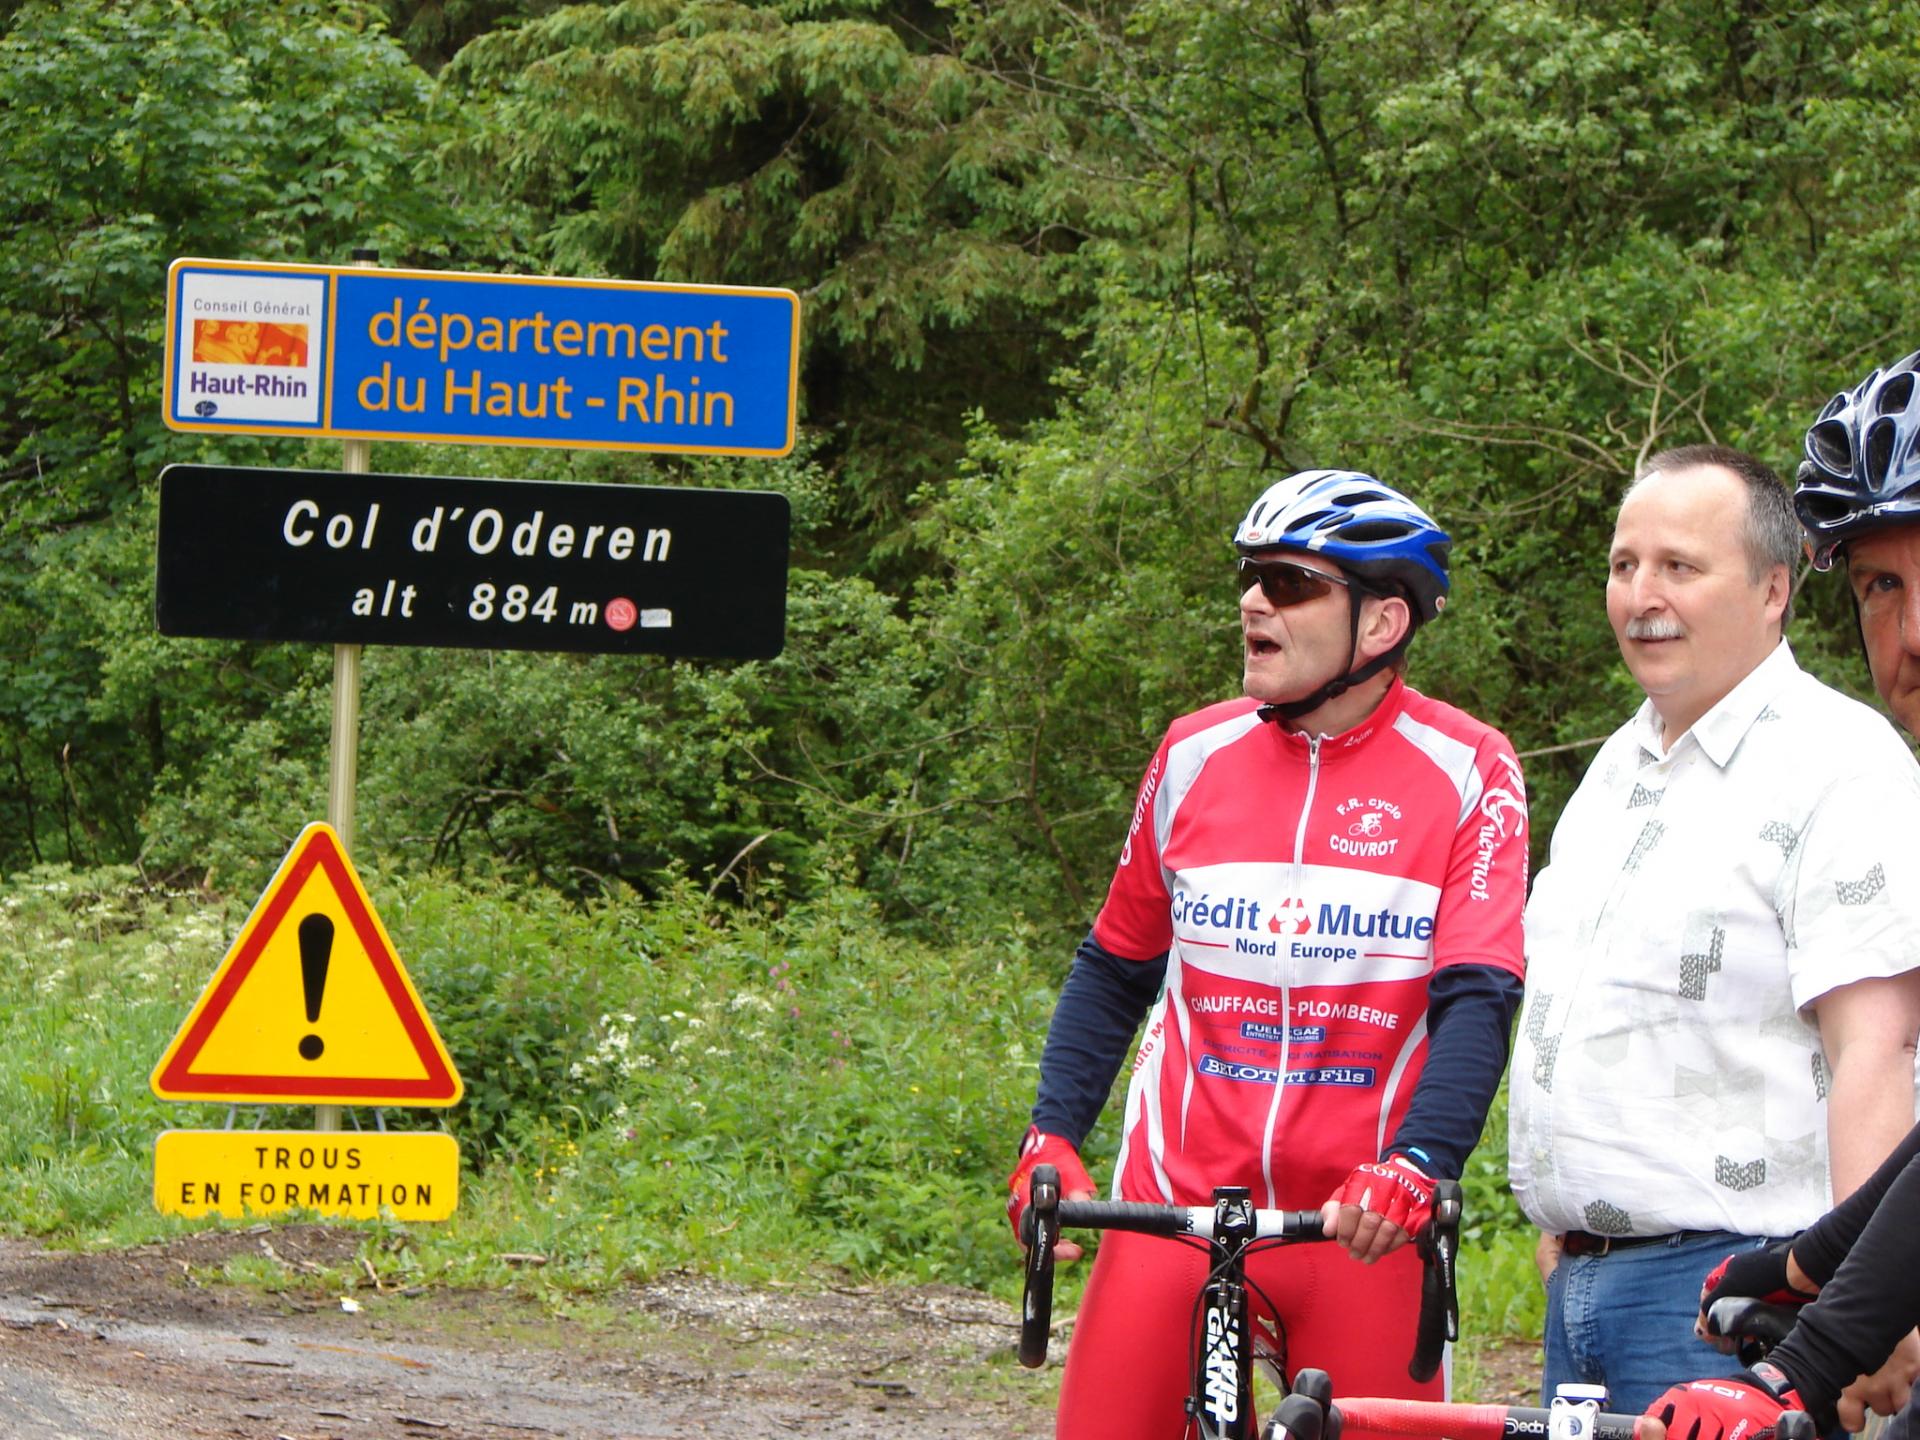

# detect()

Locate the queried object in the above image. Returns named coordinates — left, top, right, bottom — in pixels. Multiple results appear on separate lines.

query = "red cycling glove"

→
left=1006, top=1126, right=1095, bottom=1243
left=1645, top=1364, right=1802, bottom=1440
left=1331, top=1156, right=1436, bottom=1236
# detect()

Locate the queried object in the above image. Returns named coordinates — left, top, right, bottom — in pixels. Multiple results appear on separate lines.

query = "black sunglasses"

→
left=1236, top=556, right=1355, bottom=609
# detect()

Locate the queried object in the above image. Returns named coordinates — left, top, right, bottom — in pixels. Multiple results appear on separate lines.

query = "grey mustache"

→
left=1625, top=616, right=1685, bottom=641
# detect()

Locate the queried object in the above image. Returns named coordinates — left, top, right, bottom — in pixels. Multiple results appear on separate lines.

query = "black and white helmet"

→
left=1796, top=348, right=1920, bottom=570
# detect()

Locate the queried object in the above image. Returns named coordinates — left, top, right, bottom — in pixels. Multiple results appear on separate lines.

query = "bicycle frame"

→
left=1018, top=1165, right=1463, bottom=1440
left=1019, top=1169, right=1805, bottom=1440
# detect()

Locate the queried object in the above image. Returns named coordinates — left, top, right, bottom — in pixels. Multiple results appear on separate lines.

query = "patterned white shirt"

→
left=1510, top=641, right=1920, bottom=1238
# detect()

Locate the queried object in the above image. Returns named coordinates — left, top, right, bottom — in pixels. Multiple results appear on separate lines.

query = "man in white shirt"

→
left=1509, top=444, right=1920, bottom=1415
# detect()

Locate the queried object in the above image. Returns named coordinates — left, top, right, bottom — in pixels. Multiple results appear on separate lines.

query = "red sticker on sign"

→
left=605, top=598, right=637, bottom=631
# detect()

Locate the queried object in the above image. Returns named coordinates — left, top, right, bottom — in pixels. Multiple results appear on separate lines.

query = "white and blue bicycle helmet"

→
left=1796, top=349, right=1920, bottom=570
left=1233, top=470, right=1452, bottom=720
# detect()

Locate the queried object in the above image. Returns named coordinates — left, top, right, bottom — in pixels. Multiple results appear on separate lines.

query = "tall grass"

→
left=0, top=863, right=1052, bottom=1286
left=0, top=863, right=1543, bottom=1353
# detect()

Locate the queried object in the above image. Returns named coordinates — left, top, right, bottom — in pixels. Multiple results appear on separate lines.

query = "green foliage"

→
left=0, top=0, right=527, bottom=876
left=1458, top=1226, right=1549, bottom=1342
left=8, top=0, right=1920, bottom=1363
left=393, top=878, right=619, bottom=1150
left=425, top=874, right=1048, bottom=1284
left=901, top=0, right=1920, bottom=892
left=0, top=859, right=1552, bottom=1355
left=12, top=0, right=1920, bottom=908
left=433, top=0, right=1121, bottom=542
left=133, top=548, right=953, bottom=908
left=0, top=865, right=243, bottom=1234
left=379, top=0, right=569, bottom=72
left=0, top=0, right=503, bottom=522
left=0, top=864, right=1053, bottom=1289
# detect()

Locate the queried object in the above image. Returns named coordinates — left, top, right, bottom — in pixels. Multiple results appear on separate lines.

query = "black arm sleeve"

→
left=1793, top=1120, right=1920, bottom=1286
left=1770, top=1141, right=1920, bottom=1430
left=1383, top=964, right=1524, bottom=1179
left=1028, top=929, right=1168, bottom=1148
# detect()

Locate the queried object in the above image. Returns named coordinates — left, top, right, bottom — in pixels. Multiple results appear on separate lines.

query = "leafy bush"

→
left=0, top=864, right=1059, bottom=1287
left=402, top=875, right=1052, bottom=1286
left=392, top=878, right=619, bottom=1152
left=0, top=861, right=1553, bottom=1343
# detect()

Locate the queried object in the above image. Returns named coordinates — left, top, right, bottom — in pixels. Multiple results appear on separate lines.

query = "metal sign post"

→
left=320, top=438, right=371, bottom=1133
left=318, top=249, right=381, bottom=1134
left=330, top=439, right=371, bottom=862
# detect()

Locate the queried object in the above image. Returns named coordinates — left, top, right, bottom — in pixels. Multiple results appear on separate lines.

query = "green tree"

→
left=433, top=0, right=1133, bottom=560
left=901, top=0, right=1920, bottom=909
left=0, top=0, right=517, bottom=870
left=9, top=0, right=1920, bottom=937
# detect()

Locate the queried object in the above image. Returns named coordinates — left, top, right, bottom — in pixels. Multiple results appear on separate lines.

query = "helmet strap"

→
left=1258, top=585, right=1407, bottom=725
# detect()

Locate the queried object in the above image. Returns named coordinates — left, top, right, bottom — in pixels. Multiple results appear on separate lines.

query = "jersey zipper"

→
left=1261, top=731, right=1322, bottom=1206
left=1291, top=733, right=1322, bottom=896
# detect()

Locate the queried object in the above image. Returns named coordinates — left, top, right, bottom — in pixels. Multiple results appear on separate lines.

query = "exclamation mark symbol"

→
left=298, top=913, right=332, bottom=1061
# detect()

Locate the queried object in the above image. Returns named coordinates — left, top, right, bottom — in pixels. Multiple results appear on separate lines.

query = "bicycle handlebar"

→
left=1016, top=1165, right=1462, bottom=1383
left=1323, top=1397, right=1656, bottom=1440
left=1409, top=1183, right=1460, bottom=1384
left=1279, top=1368, right=1818, bottom=1440
left=1054, top=1197, right=1329, bottom=1240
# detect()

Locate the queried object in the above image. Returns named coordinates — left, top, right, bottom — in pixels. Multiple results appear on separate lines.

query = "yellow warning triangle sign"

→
left=152, top=823, right=462, bottom=1106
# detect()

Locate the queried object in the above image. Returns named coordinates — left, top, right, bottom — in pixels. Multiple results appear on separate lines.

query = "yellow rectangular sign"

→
left=155, top=1130, right=458, bottom=1221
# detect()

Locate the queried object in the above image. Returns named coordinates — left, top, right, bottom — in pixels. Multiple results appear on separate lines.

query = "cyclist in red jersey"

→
left=1008, top=471, right=1529, bottom=1439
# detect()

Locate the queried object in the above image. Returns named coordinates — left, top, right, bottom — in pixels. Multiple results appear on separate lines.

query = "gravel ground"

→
left=0, top=1227, right=1049, bottom=1439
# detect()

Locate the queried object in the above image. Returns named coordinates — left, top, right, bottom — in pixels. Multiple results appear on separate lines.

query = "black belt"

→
left=1562, top=1229, right=1705, bottom=1257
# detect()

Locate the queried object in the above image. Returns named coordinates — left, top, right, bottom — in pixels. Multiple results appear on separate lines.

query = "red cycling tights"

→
left=1055, top=1229, right=1444, bottom=1440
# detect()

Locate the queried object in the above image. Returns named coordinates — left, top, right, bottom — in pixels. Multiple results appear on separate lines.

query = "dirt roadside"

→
left=0, top=1226, right=1544, bottom=1439
left=0, top=1226, right=1049, bottom=1439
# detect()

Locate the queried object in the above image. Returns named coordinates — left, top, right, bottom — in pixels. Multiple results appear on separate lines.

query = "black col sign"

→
left=156, top=464, right=788, bottom=658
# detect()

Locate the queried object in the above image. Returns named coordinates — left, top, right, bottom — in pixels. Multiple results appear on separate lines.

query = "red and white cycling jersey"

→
left=1094, top=676, right=1528, bottom=1211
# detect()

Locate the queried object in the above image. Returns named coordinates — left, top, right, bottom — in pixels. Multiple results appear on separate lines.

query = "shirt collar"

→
left=1631, top=639, right=1797, bottom=767
left=1268, top=674, right=1409, bottom=756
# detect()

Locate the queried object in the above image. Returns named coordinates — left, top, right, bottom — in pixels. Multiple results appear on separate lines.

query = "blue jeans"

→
left=1542, top=1230, right=1795, bottom=1417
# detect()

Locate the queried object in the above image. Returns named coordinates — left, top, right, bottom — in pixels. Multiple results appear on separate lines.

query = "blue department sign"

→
left=163, top=258, right=801, bottom=457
